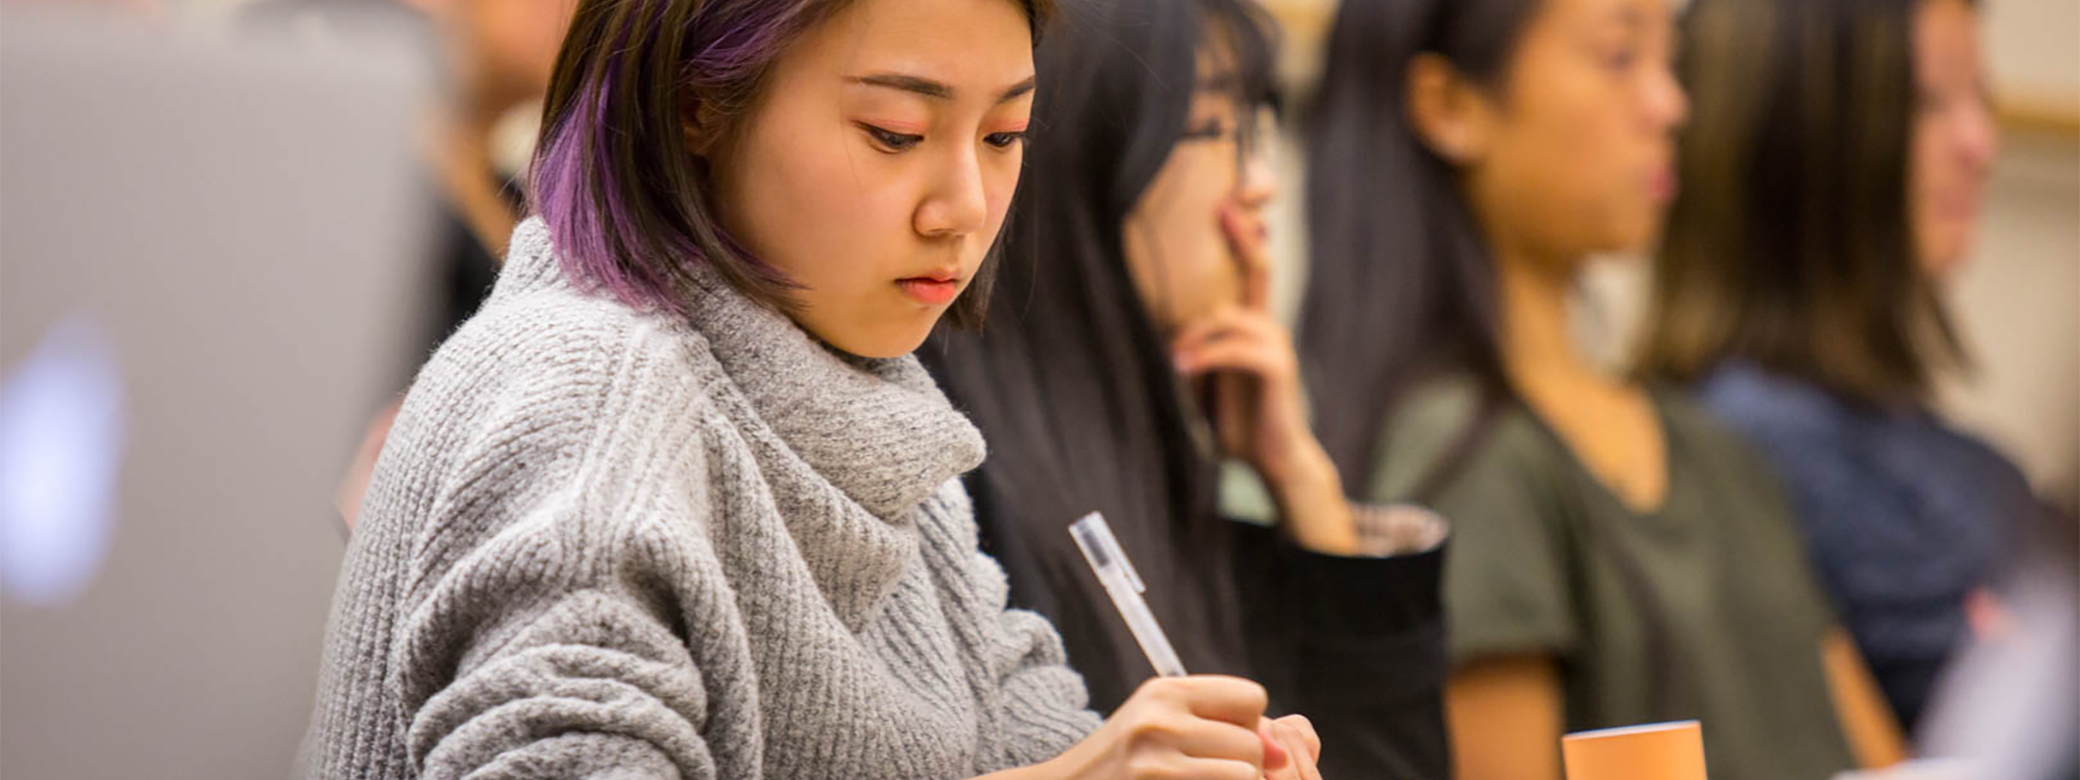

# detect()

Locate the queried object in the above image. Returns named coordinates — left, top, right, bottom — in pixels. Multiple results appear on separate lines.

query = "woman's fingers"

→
left=1219, top=205, right=1273, bottom=313
left=1163, top=675, right=1270, bottom=728
left=1170, top=720, right=1268, bottom=770
left=1078, top=676, right=1279, bottom=780
left=1261, top=717, right=1325, bottom=780
left=1273, top=714, right=1321, bottom=761
left=1256, top=719, right=1290, bottom=772
left=1168, top=758, right=1265, bottom=780
left=1173, top=316, right=1293, bottom=380
left=1171, top=308, right=1272, bottom=353
left=1172, top=310, right=1285, bottom=376
left=1175, top=338, right=1282, bottom=378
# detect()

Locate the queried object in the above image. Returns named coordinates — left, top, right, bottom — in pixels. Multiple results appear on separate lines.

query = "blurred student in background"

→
left=301, top=0, right=1327, bottom=775
left=924, top=0, right=1449, bottom=775
left=1913, top=509, right=2077, bottom=779
left=249, top=0, right=575, bottom=526
left=1298, top=0, right=1907, bottom=778
left=254, top=0, right=571, bottom=353
left=1637, top=0, right=2035, bottom=734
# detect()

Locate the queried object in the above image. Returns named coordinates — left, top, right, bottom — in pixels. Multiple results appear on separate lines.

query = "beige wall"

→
left=1985, top=0, right=2080, bottom=104
left=1940, top=131, right=2080, bottom=509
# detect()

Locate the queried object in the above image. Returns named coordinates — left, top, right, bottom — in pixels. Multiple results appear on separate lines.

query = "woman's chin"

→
left=816, top=322, right=937, bottom=360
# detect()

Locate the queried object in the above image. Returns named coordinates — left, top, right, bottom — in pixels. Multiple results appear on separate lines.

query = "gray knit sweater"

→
left=299, top=219, right=1101, bottom=779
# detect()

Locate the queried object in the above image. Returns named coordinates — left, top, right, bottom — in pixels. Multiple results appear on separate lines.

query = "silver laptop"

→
left=0, top=9, right=431, bottom=778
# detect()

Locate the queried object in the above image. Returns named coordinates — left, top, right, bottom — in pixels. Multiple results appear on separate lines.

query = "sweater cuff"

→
left=1285, top=540, right=1449, bottom=711
left=1352, top=502, right=1450, bottom=557
left=1289, top=544, right=1456, bottom=715
left=1231, top=521, right=1451, bottom=713
left=1230, top=519, right=1448, bottom=644
left=1281, top=533, right=1447, bottom=645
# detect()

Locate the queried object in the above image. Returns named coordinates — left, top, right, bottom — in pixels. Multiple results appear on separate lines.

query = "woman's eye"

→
left=861, top=124, right=923, bottom=152
left=1181, top=119, right=1229, bottom=142
left=984, top=131, right=1027, bottom=149
left=1607, top=49, right=1640, bottom=72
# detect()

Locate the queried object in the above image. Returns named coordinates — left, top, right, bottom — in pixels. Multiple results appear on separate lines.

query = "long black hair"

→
left=921, top=0, right=1278, bottom=712
left=1300, top=0, right=1541, bottom=495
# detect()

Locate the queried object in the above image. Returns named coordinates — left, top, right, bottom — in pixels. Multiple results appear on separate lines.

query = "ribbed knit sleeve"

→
left=384, top=320, right=759, bottom=779
left=911, top=485, right=1101, bottom=772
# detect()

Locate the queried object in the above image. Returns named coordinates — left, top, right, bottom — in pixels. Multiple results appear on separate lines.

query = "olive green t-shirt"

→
left=1368, top=378, right=1857, bottom=780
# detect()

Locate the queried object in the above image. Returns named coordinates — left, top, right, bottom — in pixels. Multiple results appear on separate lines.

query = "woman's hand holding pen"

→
left=1002, top=676, right=1326, bottom=780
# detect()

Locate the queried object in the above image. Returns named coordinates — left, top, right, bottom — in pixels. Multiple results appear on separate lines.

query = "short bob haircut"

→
left=1636, top=0, right=1971, bottom=405
left=528, top=0, right=1053, bottom=326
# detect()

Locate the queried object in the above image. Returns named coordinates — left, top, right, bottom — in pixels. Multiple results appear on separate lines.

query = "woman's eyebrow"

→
left=851, top=73, right=953, bottom=99
left=1198, top=71, right=1243, bottom=93
left=848, top=73, right=1038, bottom=103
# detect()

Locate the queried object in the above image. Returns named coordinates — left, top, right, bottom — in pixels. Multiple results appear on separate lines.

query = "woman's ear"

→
left=680, top=97, right=728, bottom=161
left=1405, top=52, right=1496, bottom=166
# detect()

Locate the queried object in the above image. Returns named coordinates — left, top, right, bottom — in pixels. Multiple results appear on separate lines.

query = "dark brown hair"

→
left=1635, top=0, right=1968, bottom=405
left=529, top=0, right=1052, bottom=326
left=1301, top=0, right=1540, bottom=492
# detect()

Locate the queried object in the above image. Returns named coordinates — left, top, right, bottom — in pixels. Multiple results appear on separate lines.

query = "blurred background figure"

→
left=243, top=0, right=575, bottom=528
left=1255, top=0, right=2071, bottom=773
left=251, top=0, right=572, bottom=333
left=1294, top=0, right=1909, bottom=779
left=924, top=0, right=1451, bottom=775
left=1255, top=0, right=2077, bottom=512
left=1832, top=510, right=2078, bottom=780
left=1637, top=0, right=2051, bottom=735
left=0, top=5, right=429, bottom=779
left=1910, top=510, right=2078, bottom=780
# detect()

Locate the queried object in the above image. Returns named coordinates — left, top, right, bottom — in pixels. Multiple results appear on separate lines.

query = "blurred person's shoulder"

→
left=1367, top=374, right=1557, bottom=504
left=1692, top=360, right=1854, bottom=445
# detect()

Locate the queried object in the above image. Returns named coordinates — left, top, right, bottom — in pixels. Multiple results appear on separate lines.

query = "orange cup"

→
left=1562, top=721, right=1708, bottom=780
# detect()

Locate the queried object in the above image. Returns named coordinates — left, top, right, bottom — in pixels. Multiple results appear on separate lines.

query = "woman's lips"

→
left=1649, top=166, right=1679, bottom=203
left=1933, top=190, right=1982, bottom=220
left=897, top=277, right=961, bottom=305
